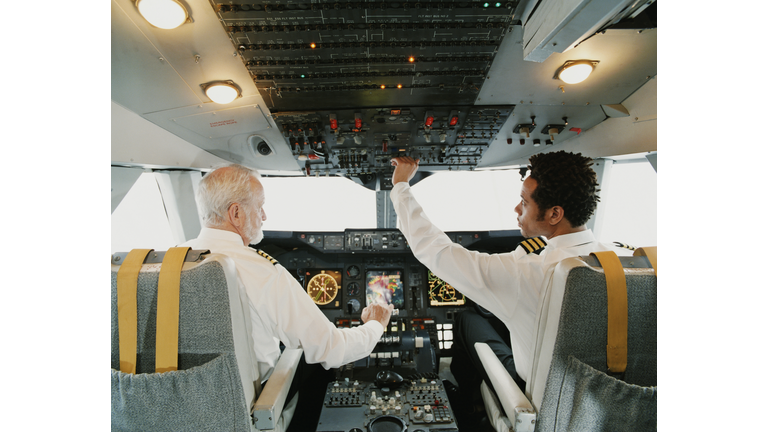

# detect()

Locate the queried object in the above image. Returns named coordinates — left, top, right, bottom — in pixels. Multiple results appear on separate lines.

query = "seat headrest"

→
left=112, top=249, right=210, bottom=266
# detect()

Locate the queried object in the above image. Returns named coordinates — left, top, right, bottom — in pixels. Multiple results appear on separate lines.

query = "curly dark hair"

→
left=528, top=151, right=600, bottom=227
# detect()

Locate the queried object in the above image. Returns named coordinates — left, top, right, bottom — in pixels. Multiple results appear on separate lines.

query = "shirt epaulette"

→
left=518, top=237, right=547, bottom=254
left=255, top=249, right=279, bottom=265
left=613, top=242, right=636, bottom=251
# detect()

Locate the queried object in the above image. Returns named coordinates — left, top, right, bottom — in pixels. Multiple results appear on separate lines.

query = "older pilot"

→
left=181, top=164, right=393, bottom=426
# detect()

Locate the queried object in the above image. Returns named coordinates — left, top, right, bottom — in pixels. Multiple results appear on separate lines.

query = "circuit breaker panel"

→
left=210, top=0, right=520, bottom=110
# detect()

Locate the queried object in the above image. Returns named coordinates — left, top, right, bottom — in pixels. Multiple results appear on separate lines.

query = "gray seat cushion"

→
left=550, top=355, right=657, bottom=432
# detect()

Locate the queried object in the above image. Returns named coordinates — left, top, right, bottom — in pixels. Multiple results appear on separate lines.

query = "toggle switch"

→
left=548, top=127, right=559, bottom=141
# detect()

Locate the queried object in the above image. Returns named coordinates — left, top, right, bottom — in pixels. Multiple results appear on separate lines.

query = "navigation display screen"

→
left=428, top=271, right=466, bottom=306
left=365, top=270, right=405, bottom=309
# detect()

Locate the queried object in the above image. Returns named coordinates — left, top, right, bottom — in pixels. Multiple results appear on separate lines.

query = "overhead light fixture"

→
left=555, top=60, right=599, bottom=84
left=202, top=81, right=241, bottom=104
left=137, top=0, right=189, bottom=30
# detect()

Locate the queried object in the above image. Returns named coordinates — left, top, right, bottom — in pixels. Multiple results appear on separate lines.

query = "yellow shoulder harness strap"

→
left=633, top=246, right=657, bottom=276
left=117, top=248, right=153, bottom=374
left=156, top=247, right=190, bottom=373
left=590, top=251, right=628, bottom=374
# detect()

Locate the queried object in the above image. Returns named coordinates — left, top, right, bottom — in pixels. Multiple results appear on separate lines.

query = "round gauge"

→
left=347, top=282, right=360, bottom=296
left=307, top=272, right=339, bottom=305
left=440, top=284, right=458, bottom=301
left=428, top=270, right=466, bottom=306
left=346, top=265, right=361, bottom=278
left=347, top=299, right=361, bottom=313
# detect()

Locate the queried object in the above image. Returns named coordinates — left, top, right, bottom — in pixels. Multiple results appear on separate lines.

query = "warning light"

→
left=408, top=56, right=415, bottom=63
left=380, top=84, right=386, bottom=89
left=449, top=116, right=459, bottom=126
left=425, top=116, right=434, bottom=127
left=397, top=84, right=403, bottom=89
left=310, top=43, right=317, bottom=49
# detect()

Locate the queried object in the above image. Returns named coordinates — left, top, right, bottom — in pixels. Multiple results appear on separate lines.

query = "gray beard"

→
left=248, top=229, right=264, bottom=246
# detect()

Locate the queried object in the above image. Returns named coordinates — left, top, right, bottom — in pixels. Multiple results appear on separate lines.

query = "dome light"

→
left=137, top=0, right=189, bottom=30
left=203, top=81, right=241, bottom=104
left=555, top=60, right=598, bottom=84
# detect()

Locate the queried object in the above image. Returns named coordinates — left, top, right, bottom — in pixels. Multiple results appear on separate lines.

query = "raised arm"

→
left=388, top=156, right=532, bottom=320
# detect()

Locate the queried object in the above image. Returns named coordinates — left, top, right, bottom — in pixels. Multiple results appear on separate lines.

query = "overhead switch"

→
left=548, top=127, right=559, bottom=141
left=424, top=111, right=435, bottom=127
left=448, top=110, right=459, bottom=126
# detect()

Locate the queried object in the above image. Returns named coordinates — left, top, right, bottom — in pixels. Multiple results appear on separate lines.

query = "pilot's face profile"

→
left=514, top=177, right=548, bottom=238
left=245, top=178, right=267, bottom=244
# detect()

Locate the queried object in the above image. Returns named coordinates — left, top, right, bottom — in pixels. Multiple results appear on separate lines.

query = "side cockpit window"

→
left=112, top=172, right=176, bottom=254
left=595, top=159, right=657, bottom=247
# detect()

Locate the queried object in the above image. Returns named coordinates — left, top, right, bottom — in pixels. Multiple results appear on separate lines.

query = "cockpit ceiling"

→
left=111, top=0, right=657, bottom=174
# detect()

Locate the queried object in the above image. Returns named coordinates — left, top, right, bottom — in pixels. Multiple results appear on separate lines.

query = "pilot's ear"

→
left=228, top=203, right=244, bottom=227
left=548, top=206, right=565, bottom=226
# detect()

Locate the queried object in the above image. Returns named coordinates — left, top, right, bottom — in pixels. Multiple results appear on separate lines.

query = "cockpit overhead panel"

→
left=210, top=0, right=521, bottom=111
left=208, top=1, right=523, bottom=180
left=271, top=106, right=515, bottom=187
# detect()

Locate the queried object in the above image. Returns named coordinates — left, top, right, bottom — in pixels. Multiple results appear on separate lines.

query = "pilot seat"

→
left=475, top=248, right=657, bottom=431
left=111, top=247, right=302, bottom=432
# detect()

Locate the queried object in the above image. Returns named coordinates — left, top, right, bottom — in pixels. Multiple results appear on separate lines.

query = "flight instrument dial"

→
left=346, top=265, right=361, bottom=278
left=428, top=271, right=466, bottom=306
left=347, top=282, right=360, bottom=296
left=307, top=271, right=339, bottom=305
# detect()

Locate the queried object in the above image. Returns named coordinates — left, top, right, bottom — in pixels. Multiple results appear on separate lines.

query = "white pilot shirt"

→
left=181, top=228, right=384, bottom=382
left=390, top=182, right=622, bottom=383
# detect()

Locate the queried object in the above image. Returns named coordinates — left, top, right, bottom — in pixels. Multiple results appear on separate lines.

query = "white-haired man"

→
left=181, top=164, right=393, bottom=427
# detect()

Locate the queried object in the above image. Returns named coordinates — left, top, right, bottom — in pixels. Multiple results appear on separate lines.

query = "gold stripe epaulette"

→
left=519, top=237, right=547, bottom=254
left=256, top=249, right=279, bottom=265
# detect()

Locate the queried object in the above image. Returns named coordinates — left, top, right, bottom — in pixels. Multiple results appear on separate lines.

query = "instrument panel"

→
left=259, top=228, right=523, bottom=356
left=258, top=228, right=522, bottom=431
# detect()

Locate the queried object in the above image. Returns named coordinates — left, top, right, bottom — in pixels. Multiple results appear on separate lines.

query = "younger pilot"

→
left=389, top=151, right=621, bottom=407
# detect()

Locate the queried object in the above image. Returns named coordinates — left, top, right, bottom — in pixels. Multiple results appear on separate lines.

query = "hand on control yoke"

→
left=361, top=303, right=395, bottom=328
